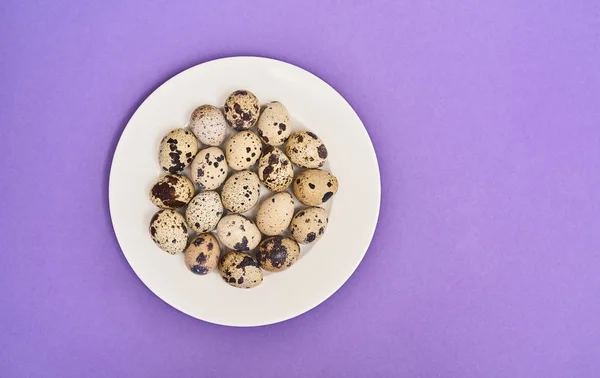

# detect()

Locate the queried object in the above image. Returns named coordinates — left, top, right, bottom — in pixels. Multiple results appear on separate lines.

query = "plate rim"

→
left=108, top=56, right=381, bottom=326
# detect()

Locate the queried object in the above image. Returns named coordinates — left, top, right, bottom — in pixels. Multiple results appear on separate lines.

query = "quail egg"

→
left=185, top=233, right=220, bottom=275
left=158, top=129, right=199, bottom=173
left=290, top=207, right=328, bottom=245
left=219, top=251, right=263, bottom=289
left=221, top=170, right=261, bottom=213
left=256, top=236, right=300, bottom=272
left=225, top=131, right=263, bottom=170
left=257, top=145, right=294, bottom=192
left=149, top=174, right=195, bottom=209
left=216, top=214, right=261, bottom=251
left=293, top=169, right=339, bottom=206
left=149, top=209, right=189, bottom=254
left=190, top=147, right=228, bottom=190
left=285, top=131, right=328, bottom=168
left=255, top=192, right=295, bottom=236
left=257, top=101, right=291, bottom=146
left=223, top=90, right=260, bottom=131
left=189, top=105, right=228, bottom=146
left=185, top=191, right=223, bottom=233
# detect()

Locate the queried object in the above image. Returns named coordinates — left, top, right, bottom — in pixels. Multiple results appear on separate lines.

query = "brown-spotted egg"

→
left=225, top=131, right=263, bottom=170
left=256, top=236, right=300, bottom=272
left=149, top=209, right=189, bottom=254
left=293, top=169, right=338, bottom=206
left=257, top=101, right=291, bottom=146
left=158, top=129, right=198, bottom=173
left=285, top=131, right=328, bottom=169
left=149, top=174, right=195, bottom=209
left=257, top=146, right=294, bottom=192
left=223, top=90, right=260, bottom=131
left=219, top=252, right=263, bottom=289
left=190, top=147, right=228, bottom=190
left=290, top=207, right=328, bottom=245
left=255, top=192, right=295, bottom=236
left=185, top=233, right=220, bottom=275
left=189, top=105, right=228, bottom=146
left=221, top=170, right=261, bottom=213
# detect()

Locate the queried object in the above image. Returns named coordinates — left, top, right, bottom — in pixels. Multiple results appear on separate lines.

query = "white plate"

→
left=109, top=57, right=380, bottom=327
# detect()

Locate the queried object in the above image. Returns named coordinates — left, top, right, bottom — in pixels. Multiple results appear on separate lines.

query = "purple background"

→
left=2, top=1, right=600, bottom=377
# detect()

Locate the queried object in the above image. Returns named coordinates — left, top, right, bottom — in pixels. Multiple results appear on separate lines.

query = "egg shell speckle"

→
left=257, top=145, right=294, bottom=192
left=149, top=174, right=195, bottom=209
left=216, top=214, right=261, bottom=251
left=285, top=131, right=328, bottom=169
left=219, top=251, right=263, bottom=289
left=293, top=169, right=339, bottom=206
left=290, top=207, right=328, bottom=245
left=185, top=233, right=220, bottom=275
left=223, top=90, right=260, bottom=131
left=221, top=170, right=261, bottom=213
left=185, top=191, right=223, bottom=233
left=189, top=105, right=228, bottom=146
left=225, top=131, right=263, bottom=170
left=257, top=101, right=291, bottom=146
left=150, top=209, right=189, bottom=254
left=256, top=236, right=300, bottom=272
left=158, top=129, right=199, bottom=174
left=256, top=192, right=295, bottom=236
left=190, top=147, right=228, bottom=190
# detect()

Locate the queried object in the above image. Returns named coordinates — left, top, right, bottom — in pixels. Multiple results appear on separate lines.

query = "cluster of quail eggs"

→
left=148, top=90, right=338, bottom=289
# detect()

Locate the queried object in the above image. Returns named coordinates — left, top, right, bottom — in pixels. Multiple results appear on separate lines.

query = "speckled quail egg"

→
left=190, top=147, right=228, bottom=190
left=158, top=129, right=199, bottom=173
left=189, top=105, right=228, bottom=146
left=256, top=236, right=300, bottom=272
left=149, top=209, right=189, bottom=254
left=149, top=174, right=195, bottom=209
left=221, top=171, right=260, bottom=213
left=293, top=169, right=339, bottom=206
left=223, top=90, right=260, bottom=131
left=225, top=131, right=263, bottom=170
left=255, top=192, right=295, bottom=236
left=285, top=131, right=328, bottom=169
left=219, top=252, right=263, bottom=289
left=185, top=191, right=223, bottom=233
left=257, top=101, right=291, bottom=146
left=217, top=214, right=261, bottom=251
left=257, top=146, right=294, bottom=192
left=185, top=233, right=220, bottom=275
left=290, top=207, right=328, bottom=245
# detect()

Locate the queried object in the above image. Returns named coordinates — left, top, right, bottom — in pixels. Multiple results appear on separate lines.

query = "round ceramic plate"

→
left=109, top=57, right=380, bottom=326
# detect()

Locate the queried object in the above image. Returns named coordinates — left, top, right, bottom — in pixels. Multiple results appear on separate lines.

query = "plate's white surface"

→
left=109, top=57, right=380, bottom=326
